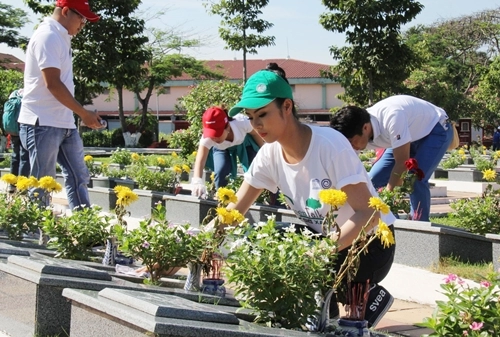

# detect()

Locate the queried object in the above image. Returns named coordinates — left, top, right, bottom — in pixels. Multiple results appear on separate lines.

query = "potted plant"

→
left=0, top=174, right=49, bottom=240
left=114, top=202, right=213, bottom=284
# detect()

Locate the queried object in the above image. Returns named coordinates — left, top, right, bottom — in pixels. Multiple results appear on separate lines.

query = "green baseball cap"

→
left=229, top=70, right=294, bottom=117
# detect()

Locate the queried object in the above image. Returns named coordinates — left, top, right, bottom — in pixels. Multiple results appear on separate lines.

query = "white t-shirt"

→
left=367, top=95, right=448, bottom=149
left=245, top=125, right=396, bottom=233
left=200, top=114, right=254, bottom=150
left=19, top=17, right=76, bottom=129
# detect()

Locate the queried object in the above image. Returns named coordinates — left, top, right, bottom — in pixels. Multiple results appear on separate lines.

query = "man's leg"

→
left=20, top=124, right=62, bottom=206
left=57, top=128, right=90, bottom=210
left=410, top=123, right=453, bottom=221
left=212, top=148, right=232, bottom=189
left=8, top=135, right=21, bottom=192
left=368, top=148, right=394, bottom=189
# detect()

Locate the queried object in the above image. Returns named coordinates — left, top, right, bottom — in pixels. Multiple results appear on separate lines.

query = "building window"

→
left=460, top=122, right=470, bottom=132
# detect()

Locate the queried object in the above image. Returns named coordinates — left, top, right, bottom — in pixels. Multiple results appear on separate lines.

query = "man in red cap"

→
left=191, top=106, right=265, bottom=197
left=18, top=0, right=102, bottom=210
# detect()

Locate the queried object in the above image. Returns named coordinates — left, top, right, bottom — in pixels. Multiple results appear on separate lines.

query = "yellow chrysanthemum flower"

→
left=157, top=157, right=166, bottom=165
left=496, top=151, right=500, bottom=157
left=482, top=169, right=497, bottom=182
left=1, top=173, right=17, bottom=185
left=458, top=149, right=465, bottom=155
left=216, top=208, right=244, bottom=225
left=231, top=209, right=245, bottom=224
left=216, top=187, right=237, bottom=206
left=182, top=164, right=190, bottom=173
left=115, top=187, right=138, bottom=207
left=52, top=182, right=63, bottom=193
left=210, top=172, right=215, bottom=182
left=131, top=153, right=140, bottom=161
left=16, top=176, right=31, bottom=191
left=84, top=155, right=93, bottom=162
left=318, top=189, right=347, bottom=208
left=38, top=176, right=58, bottom=191
left=192, top=151, right=197, bottom=156
left=28, top=176, right=39, bottom=188
left=483, top=151, right=487, bottom=155
left=368, top=197, right=390, bottom=215
left=113, top=185, right=127, bottom=194
left=463, top=144, right=468, bottom=149
left=173, top=165, right=182, bottom=174
left=171, top=152, right=178, bottom=158
left=376, top=219, right=395, bottom=248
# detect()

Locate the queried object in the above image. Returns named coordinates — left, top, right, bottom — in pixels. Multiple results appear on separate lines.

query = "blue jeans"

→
left=19, top=124, right=90, bottom=210
left=213, top=146, right=258, bottom=189
left=369, top=122, right=453, bottom=221
left=10, top=135, right=30, bottom=178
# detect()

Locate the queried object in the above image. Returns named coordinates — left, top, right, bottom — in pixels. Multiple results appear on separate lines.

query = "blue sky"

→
left=1, top=0, right=499, bottom=64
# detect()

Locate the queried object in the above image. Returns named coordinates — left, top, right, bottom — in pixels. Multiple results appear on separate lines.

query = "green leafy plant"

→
left=115, top=202, right=212, bottom=283
left=0, top=174, right=60, bottom=240
left=419, top=272, right=500, bottom=336
left=224, top=215, right=337, bottom=329
left=441, top=149, right=466, bottom=169
left=110, top=147, right=133, bottom=166
left=167, top=128, right=199, bottom=159
left=133, top=166, right=180, bottom=193
left=41, top=205, right=112, bottom=260
left=84, top=155, right=102, bottom=177
left=449, top=184, right=500, bottom=235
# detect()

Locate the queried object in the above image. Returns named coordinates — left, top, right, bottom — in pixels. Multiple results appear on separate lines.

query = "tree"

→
left=0, top=3, right=29, bottom=49
left=474, top=56, right=500, bottom=125
left=205, top=0, right=275, bottom=81
left=127, top=27, right=225, bottom=132
left=0, top=69, right=23, bottom=114
left=402, top=8, right=500, bottom=125
left=319, top=0, right=423, bottom=105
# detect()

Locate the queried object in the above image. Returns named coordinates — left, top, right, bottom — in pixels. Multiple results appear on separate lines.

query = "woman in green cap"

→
left=222, top=62, right=397, bottom=328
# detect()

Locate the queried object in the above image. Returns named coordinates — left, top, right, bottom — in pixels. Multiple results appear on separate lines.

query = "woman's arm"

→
left=337, top=182, right=380, bottom=251
left=227, top=181, right=263, bottom=218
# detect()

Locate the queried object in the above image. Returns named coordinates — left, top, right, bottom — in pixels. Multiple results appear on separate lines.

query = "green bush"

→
left=41, top=206, right=112, bottom=260
left=81, top=130, right=114, bottom=147
left=167, top=128, right=199, bottom=159
left=449, top=185, right=500, bottom=235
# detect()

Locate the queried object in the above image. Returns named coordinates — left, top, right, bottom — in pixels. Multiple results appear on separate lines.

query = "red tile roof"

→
left=0, top=53, right=24, bottom=71
left=176, top=58, right=332, bottom=81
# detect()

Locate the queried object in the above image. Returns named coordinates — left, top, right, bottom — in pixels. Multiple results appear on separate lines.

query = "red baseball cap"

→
left=202, top=107, right=228, bottom=138
left=56, top=0, right=100, bottom=22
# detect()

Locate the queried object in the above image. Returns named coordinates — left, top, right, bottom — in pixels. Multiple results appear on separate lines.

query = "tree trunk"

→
left=243, top=29, right=247, bottom=82
left=117, top=85, right=127, bottom=131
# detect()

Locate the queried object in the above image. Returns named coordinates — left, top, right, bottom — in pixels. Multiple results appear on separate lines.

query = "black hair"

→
left=264, top=62, right=298, bottom=119
left=329, top=106, right=371, bottom=138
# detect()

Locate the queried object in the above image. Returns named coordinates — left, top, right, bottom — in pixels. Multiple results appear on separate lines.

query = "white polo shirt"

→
left=200, top=114, right=254, bottom=150
left=19, top=17, right=76, bottom=129
left=367, top=95, right=448, bottom=149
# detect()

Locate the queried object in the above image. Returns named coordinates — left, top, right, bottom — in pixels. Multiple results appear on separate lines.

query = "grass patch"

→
left=429, top=256, right=494, bottom=283
left=429, top=216, right=461, bottom=228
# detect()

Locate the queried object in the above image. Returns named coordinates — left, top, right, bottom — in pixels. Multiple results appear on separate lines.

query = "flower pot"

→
left=91, top=177, right=116, bottom=189
left=337, top=318, right=371, bottom=336
left=201, top=278, right=226, bottom=297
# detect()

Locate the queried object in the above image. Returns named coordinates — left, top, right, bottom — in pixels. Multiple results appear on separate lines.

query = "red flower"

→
left=415, top=168, right=425, bottom=181
left=405, top=158, right=418, bottom=171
